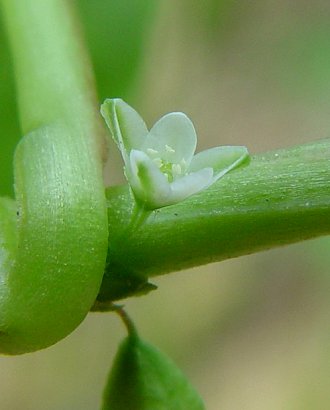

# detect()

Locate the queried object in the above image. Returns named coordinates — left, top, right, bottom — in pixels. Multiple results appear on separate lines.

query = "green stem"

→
left=0, top=0, right=108, bottom=354
left=114, top=306, right=138, bottom=339
left=0, top=0, right=104, bottom=139
left=97, top=138, right=330, bottom=302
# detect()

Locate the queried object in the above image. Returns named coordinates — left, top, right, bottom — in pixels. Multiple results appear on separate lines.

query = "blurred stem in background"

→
left=78, top=0, right=157, bottom=102
left=0, top=19, right=20, bottom=196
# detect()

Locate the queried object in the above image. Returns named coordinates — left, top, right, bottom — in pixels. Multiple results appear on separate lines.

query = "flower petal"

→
left=129, top=150, right=171, bottom=209
left=168, top=168, right=214, bottom=204
left=189, top=146, right=248, bottom=181
left=101, top=99, right=148, bottom=159
left=143, top=112, right=197, bottom=166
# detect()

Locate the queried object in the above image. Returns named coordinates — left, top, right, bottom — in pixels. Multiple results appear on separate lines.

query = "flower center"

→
left=146, top=146, right=187, bottom=182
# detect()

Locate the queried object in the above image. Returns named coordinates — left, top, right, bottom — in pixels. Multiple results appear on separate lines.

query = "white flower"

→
left=101, top=98, right=248, bottom=209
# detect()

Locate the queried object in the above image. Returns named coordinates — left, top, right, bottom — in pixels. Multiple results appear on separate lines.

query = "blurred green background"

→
left=1, top=1, right=330, bottom=408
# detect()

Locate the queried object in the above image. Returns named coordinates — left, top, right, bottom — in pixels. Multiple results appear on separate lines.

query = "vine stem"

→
left=0, top=0, right=108, bottom=354
left=96, top=137, right=330, bottom=302
left=113, top=305, right=139, bottom=339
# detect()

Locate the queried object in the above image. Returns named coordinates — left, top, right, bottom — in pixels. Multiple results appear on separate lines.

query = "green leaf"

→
left=102, top=335, right=205, bottom=410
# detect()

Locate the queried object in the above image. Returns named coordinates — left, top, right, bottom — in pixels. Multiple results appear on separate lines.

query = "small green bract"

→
left=101, top=98, right=248, bottom=209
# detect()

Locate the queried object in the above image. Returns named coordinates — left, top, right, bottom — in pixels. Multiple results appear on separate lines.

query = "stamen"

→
left=165, top=144, right=175, bottom=153
left=172, top=163, right=182, bottom=176
left=153, top=158, right=162, bottom=167
left=147, top=148, right=159, bottom=157
left=180, top=158, right=187, bottom=172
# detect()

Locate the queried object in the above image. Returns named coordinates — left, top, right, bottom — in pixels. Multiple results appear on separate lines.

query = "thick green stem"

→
left=1, top=0, right=104, bottom=140
left=0, top=0, right=108, bottom=354
left=98, top=138, right=330, bottom=302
